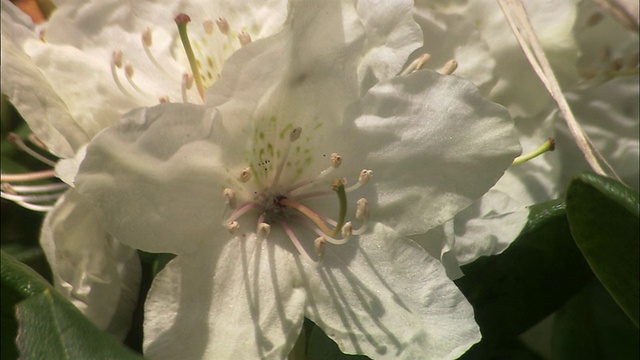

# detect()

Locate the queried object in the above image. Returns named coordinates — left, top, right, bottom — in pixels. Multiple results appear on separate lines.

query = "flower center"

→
left=110, top=13, right=251, bottom=104
left=221, top=126, right=372, bottom=264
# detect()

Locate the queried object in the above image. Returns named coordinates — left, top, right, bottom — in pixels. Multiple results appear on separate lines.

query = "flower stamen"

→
left=216, top=17, right=230, bottom=35
left=226, top=220, right=240, bottom=233
left=142, top=28, right=176, bottom=81
left=239, top=167, right=253, bottom=182
left=238, top=31, right=252, bottom=46
left=344, top=169, right=373, bottom=193
left=225, top=201, right=261, bottom=224
left=314, top=237, right=326, bottom=258
left=257, top=222, right=271, bottom=240
left=110, top=50, right=134, bottom=97
left=401, top=53, right=431, bottom=75
left=438, top=59, right=458, bottom=75
left=279, top=179, right=347, bottom=237
left=124, top=62, right=149, bottom=95
left=287, top=152, right=342, bottom=193
left=7, top=133, right=57, bottom=167
left=281, top=220, right=317, bottom=264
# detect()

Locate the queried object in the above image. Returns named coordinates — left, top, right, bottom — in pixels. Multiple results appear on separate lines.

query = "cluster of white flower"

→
left=1, top=0, right=637, bottom=359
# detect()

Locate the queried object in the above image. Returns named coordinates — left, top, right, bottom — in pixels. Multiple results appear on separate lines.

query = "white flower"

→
left=0, top=0, right=287, bottom=338
left=411, top=0, right=638, bottom=278
left=1, top=0, right=289, bottom=160
left=75, top=0, right=520, bottom=358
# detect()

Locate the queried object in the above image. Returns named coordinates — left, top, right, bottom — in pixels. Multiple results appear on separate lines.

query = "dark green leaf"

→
left=16, top=290, right=143, bottom=360
left=1, top=251, right=143, bottom=360
left=565, top=173, right=639, bottom=327
left=552, top=280, right=640, bottom=360
left=455, top=199, right=594, bottom=345
left=305, top=318, right=370, bottom=360
left=458, top=338, right=545, bottom=360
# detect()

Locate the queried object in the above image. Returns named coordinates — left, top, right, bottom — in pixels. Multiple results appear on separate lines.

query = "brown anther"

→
left=238, top=31, right=252, bottom=46
left=216, top=17, right=230, bottom=34
left=6, top=133, right=22, bottom=148
left=142, top=28, right=153, bottom=47
left=1, top=183, right=17, bottom=195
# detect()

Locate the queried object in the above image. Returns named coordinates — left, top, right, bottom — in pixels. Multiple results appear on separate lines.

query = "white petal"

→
left=40, top=190, right=141, bottom=339
left=301, top=222, right=480, bottom=360
left=356, top=0, right=422, bottom=92
left=76, top=103, right=237, bottom=254
left=144, top=230, right=306, bottom=360
left=412, top=4, right=496, bottom=90
left=557, top=75, right=639, bottom=191
left=340, top=70, right=521, bottom=236
left=0, top=9, right=87, bottom=158
left=414, top=222, right=464, bottom=280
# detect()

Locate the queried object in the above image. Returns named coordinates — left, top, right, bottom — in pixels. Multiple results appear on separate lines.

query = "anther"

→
left=227, top=220, right=240, bottom=233
left=124, top=62, right=147, bottom=94
left=400, top=53, right=431, bottom=75
left=1, top=183, right=16, bottom=195
left=353, top=198, right=370, bottom=236
left=239, top=167, right=252, bottom=182
left=512, top=138, right=555, bottom=165
left=358, top=169, right=373, bottom=185
left=438, top=59, right=458, bottom=75
left=286, top=151, right=342, bottom=193
left=314, top=237, right=326, bottom=258
left=330, top=153, right=342, bottom=168
left=203, top=19, right=214, bottom=34
left=125, top=62, right=135, bottom=78
left=356, top=198, right=369, bottom=220
left=341, top=221, right=353, bottom=238
left=223, top=188, right=236, bottom=208
left=112, top=50, right=124, bottom=68
left=257, top=222, right=271, bottom=239
left=7, top=133, right=57, bottom=167
left=216, top=17, right=230, bottom=35
left=238, top=31, right=252, bottom=46
left=142, top=28, right=153, bottom=47
left=345, top=169, right=372, bottom=192
left=159, top=96, right=170, bottom=103
left=111, top=50, right=133, bottom=97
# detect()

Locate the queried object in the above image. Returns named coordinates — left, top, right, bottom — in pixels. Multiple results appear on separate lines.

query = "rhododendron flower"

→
left=75, top=0, right=520, bottom=358
left=0, top=0, right=288, bottom=338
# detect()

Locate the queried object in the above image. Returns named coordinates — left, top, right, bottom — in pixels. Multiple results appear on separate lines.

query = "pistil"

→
left=175, top=14, right=205, bottom=100
left=512, top=137, right=555, bottom=164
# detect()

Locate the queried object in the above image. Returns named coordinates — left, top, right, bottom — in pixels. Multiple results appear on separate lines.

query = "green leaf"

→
left=305, top=319, right=370, bottom=360
left=552, top=280, right=640, bottom=359
left=455, top=199, right=594, bottom=345
left=1, top=251, right=143, bottom=360
left=565, top=173, right=639, bottom=327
